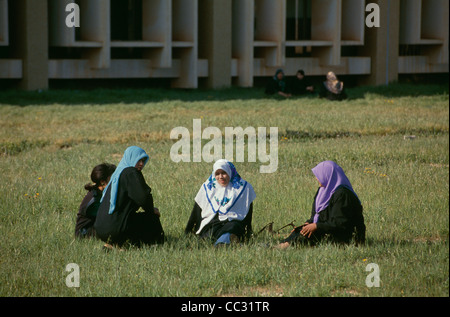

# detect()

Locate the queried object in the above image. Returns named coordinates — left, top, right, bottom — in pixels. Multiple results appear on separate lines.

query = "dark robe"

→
left=265, top=78, right=288, bottom=95
left=319, top=82, right=347, bottom=101
left=290, top=77, right=314, bottom=95
left=185, top=202, right=253, bottom=242
left=75, top=189, right=101, bottom=238
left=282, top=186, right=365, bottom=245
left=94, top=167, right=164, bottom=246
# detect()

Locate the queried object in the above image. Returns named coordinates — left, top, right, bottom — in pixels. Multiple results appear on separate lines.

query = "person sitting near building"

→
left=185, top=159, right=256, bottom=246
left=75, top=163, right=116, bottom=239
left=290, top=69, right=315, bottom=96
left=319, top=71, right=347, bottom=101
left=265, top=69, right=292, bottom=98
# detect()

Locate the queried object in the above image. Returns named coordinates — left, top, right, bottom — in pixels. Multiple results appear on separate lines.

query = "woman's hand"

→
left=300, top=223, right=317, bottom=238
left=278, top=91, right=292, bottom=98
left=153, top=207, right=161, bottom=217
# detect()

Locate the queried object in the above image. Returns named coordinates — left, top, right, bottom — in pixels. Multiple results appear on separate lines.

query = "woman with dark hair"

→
left=276, top=161, right=365, bottom=248
left=290, top=69, right=315, bottom=95
left=94, top=146, right=165, bottom=248
left=75, top=163, right=116, bottom=238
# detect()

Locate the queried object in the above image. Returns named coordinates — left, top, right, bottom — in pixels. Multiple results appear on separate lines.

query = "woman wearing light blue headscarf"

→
left=94, top=146, right=164, bottom=247
left=277, top=161, right=365, bottom=248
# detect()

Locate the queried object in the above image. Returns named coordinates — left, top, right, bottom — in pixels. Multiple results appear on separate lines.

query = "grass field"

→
left=0, top=83, right=448, bottom=297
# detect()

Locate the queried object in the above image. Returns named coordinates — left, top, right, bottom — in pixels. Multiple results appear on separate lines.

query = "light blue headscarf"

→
left=100, top=146, right=149, bottom=214
left=274, top=69, right=287, bottom=92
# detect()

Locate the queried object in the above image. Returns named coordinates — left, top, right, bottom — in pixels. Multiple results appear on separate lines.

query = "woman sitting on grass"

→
left=94, top=146, right=164, bottom=248
left=277, top=161, right=365, bottom=249
left=319, top=71, right=347, bottom=101
left=265, top=69, right=292, bottom=98
left=185, top=159, right=256, bottom=246
left=75, top=163, right=116, bottom=239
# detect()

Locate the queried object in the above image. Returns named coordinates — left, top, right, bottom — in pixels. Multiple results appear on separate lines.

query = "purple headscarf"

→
left=311, top=161, right=358, bottom=223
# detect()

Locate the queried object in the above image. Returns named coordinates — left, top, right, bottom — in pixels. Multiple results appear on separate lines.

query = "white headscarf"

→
left=194, top=159, right=256, bottom=234
left=324, top=71, right=344, bottom=94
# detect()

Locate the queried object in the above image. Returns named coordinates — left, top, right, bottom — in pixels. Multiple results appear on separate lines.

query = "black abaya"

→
left=185, top=202, right=253, bottom=242
left=94, top=167, right=164, bottom=246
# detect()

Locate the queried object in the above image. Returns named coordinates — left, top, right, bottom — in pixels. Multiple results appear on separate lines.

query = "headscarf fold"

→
left=101, top=146, right=149, bottom=214
left=194, top=159, right=256, bottom=234
left=324, top=71, right=344, bottom=94
left=311, top=161, right=358, bottom=223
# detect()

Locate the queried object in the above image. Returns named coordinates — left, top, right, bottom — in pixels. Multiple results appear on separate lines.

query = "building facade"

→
left=0, top=0, right=448, bottom=90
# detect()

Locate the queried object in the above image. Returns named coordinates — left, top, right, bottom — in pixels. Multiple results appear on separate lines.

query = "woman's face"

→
left=327, top=72, right=337, bottom=81
left=215, top=169, right=230, bottom=187
left=135, top=158, right=146, bottom=171
left=97, top=177, right=110, bottom=191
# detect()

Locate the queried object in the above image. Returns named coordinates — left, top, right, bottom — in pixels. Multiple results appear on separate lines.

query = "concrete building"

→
left=0, top=0, right=448, bottom=90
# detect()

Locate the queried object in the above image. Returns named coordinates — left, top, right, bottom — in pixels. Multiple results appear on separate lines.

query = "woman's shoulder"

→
left=120, top=167, right=150, bottom=190
left=331, top=186, right=352, bottom=198
left=245, top=181, right=255, bottom=192
left=81, top=189, right=96, bottom=203
left=118, top=167, right=145, bottom=184
left=121, top=166, right=140, bottom=176
left=79, top=189, right=98, bottom=213
left=331, top=186, right=359, bottom=203
left=235, top=178, right=254, bottom=191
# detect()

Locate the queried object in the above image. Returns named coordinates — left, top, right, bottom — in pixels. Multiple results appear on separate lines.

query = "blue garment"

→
left=214, top=232, right=231, bottom=245
left=100, top=146, right=149, bottom=214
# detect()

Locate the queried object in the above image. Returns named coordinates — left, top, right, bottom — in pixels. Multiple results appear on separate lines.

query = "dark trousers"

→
left=201, top=219, right=247, bottom=242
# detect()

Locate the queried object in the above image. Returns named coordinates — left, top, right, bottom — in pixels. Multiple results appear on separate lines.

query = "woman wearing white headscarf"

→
left=319, top=71, right=347, bottom=101
left=185, top=159, right=256, bottom=245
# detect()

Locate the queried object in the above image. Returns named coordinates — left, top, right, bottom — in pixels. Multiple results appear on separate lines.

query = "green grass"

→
left=0, top=83, right=448, bottom=297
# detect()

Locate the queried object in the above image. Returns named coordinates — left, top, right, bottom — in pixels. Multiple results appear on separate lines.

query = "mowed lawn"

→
left=0, top=84, right=448, bottom=297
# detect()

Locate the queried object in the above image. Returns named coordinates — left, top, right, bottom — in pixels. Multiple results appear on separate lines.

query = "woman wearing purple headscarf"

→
left=277, top=161, right=365, bottom=248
